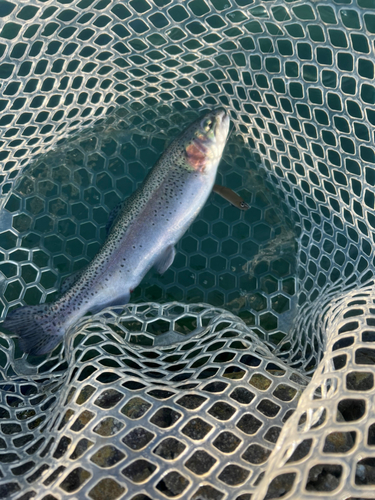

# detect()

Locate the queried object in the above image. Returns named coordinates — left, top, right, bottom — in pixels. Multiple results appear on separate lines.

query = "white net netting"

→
left=0, top=0, right=374, bottom=498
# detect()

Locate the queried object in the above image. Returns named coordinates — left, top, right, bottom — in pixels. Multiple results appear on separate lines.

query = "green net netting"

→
left=0, top=0, right=374, bottom=498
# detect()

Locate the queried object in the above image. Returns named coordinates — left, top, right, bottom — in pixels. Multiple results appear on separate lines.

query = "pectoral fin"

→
left=213, top=184, right=249, bottom=210
left=154, top=245, right=176, bottom=275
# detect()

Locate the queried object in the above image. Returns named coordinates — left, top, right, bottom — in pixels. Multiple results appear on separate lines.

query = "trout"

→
left=2, top=109, right=230, bottom=355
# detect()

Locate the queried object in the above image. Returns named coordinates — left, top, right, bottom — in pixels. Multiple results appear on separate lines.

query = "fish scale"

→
left=2, top=109, right=230, bottom=356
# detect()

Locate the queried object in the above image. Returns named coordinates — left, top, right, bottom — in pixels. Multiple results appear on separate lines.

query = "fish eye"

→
left=203, top=119, right=213, bottom=132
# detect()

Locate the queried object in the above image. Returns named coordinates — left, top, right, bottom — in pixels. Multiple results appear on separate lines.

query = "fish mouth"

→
left=213, top=108, right=230, bottom=143
left=214, top=108, right=229, bottom=125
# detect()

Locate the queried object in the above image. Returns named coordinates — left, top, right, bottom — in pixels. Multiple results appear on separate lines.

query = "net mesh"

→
left=0, top=0, right=374, bottom=498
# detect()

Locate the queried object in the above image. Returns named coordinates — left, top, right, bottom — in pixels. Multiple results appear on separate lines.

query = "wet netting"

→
left=0, top=0, right=374, bottom=498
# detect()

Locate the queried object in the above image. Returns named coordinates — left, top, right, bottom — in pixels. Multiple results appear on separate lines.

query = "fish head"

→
left=183, top=108, right=230, bottom=173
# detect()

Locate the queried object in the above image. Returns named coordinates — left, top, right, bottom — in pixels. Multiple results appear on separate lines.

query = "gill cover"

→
left=185, top=113, right=218, bottom=172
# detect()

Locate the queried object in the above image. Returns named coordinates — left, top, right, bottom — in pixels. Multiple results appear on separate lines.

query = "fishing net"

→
left=0, top=0, right=374, bottom=498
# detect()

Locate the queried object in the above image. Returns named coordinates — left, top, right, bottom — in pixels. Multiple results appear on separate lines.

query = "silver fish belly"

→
left=2, top=108, right=230, bottom=355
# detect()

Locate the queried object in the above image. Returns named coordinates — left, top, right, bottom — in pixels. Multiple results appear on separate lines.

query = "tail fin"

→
left=1, top=304, right=64, bottom=356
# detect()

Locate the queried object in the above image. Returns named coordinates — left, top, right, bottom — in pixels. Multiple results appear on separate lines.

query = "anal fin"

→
left=154, top=245, right=176, bottom=275
left=89, top=291, right=131, bottom=313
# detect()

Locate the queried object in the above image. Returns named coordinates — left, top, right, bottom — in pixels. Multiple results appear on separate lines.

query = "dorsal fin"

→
left=105, top=200, right=127, bottom=235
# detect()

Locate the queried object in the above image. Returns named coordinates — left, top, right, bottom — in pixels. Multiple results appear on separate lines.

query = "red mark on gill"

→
left=185, top=143, right=206, bottom=171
